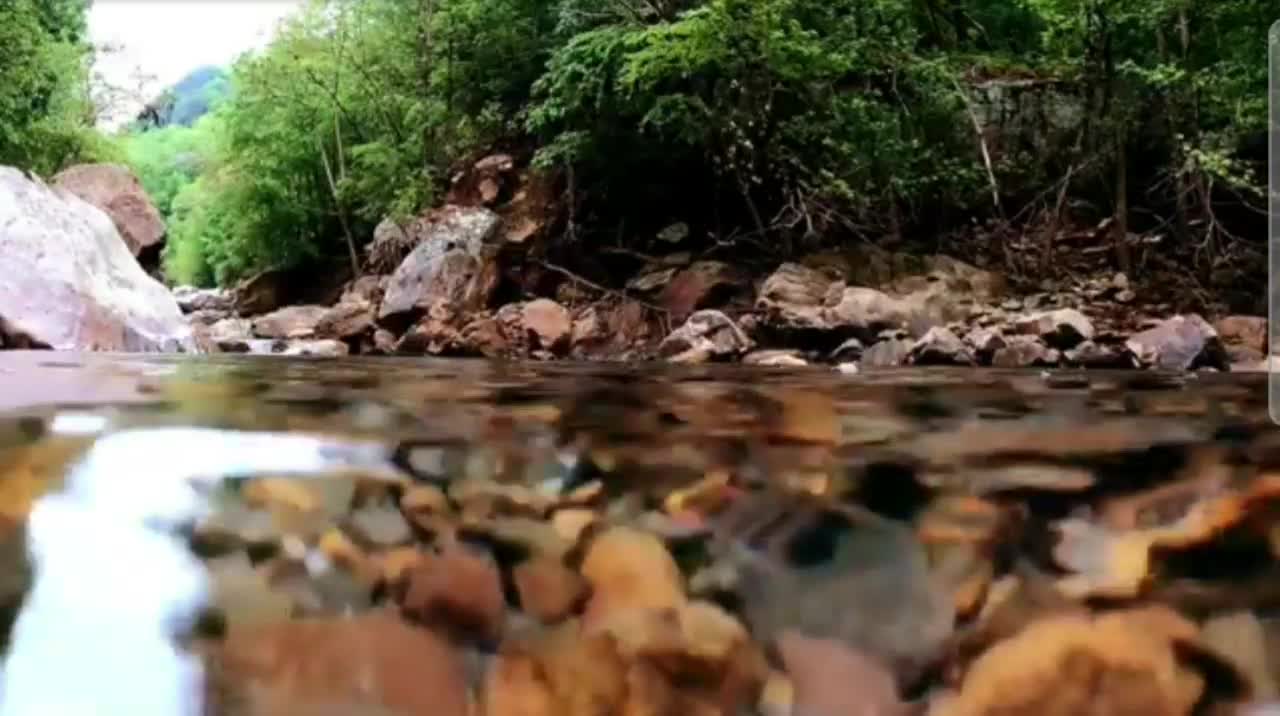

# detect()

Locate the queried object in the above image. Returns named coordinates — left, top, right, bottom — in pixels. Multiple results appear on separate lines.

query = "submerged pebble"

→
left=0, top=359, right=1272, bottom=716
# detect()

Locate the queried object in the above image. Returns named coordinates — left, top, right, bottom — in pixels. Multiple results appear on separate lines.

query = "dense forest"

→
left=0, top=0, right=1271, bottom=300
left=0, top=0, right=118, bottom=175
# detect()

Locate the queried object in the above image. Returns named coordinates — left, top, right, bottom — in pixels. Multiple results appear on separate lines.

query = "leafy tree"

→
left=123, top=118, right=215, bottom=219
left=132, top=66, right=231, bottom=130
left=0, top=0, right=116, bottom=175
left=157, top=0, right=556, bottom=285
left=139, top=0, right=1269, bottom=289
left=529, top=0, right=983, bottom=240
left=1021, top=0, right=1268, bottom=278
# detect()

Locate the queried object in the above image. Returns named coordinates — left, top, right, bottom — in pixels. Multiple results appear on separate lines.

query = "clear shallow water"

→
left=0, top=351, right=1276, bottom=715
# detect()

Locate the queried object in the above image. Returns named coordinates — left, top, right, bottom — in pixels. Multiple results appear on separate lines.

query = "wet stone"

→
left=964, top=326, right=1006, bottom=364
left=776, top=631, right=903, bottom=716
left=991, top=335, right=1058, bottom=367
left=375, top=546, right=428, bottom=586
left=1216, top=315, right=1268, bottom=363
left=207, top=553, right=295, bottom=629
left=484, top=624, right=635, bottom=716
left=550, top=508, right=597, bottom=544
left=1201, top=610, right=1278, bottom=700
left=830, top=337, right=865, bottom=363
left=347, top=503, right=413, bottom=547
left=952, top=606, right=1249, bottom=716
left=581, top=526, right=686, bottom=626
left=2, top=347, right=1279, bottom=716
left=743, top=349, right=809, bottom=367
left=450, top=477, right=556, bottom=517
left=729, top=505, right=955, bottom=683
left=922, top=464, right=1096, bottom=494
left=1051, top=518, right=1154, bottom=599
left=916, top=496, right=1005, bottom=546
left=861, top=338, right=913, bottom=369
left=514, top=557, right=588, bottom=624
left=1064, top=339, right=1133, bottom=368
left=400, top=543, right=506, bottom=644
left=198, top=502, right=292, bottom=549
left=660, top=310, right=753, bottom=362
left=464, top=514, right=574, bottom=560
left=318, top=527, right=380, bottom=588
left=1014, top=308, right=1094, bottom=349
left=930, top=542, right=995, bottom=619
left=1127, top=314, right=1230, bottom=371
left=910, top=326, right=974, bottom=366
left=267, top=557, right=374, bottom=616
left=210, top=612, right=471, bottom=716
left=400, top=483, right=450, bottom=514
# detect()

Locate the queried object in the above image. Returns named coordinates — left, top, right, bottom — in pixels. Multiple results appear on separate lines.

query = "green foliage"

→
left=156, top=0, right=558, bottom=285
left=130, top=0, right=1267, bottom=287
left=0, top=0, right=112, bottom=175
left=123, top=120, right=211, bottom=218
left=163, top=176, right=222, bottom=287
left=131, top=66, right=232, bottom=130
left=1020, top=0, right=1269, bottom=223
left=530, top=0, right=988, bottom=231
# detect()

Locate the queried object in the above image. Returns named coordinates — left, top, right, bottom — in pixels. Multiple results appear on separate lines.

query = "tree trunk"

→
left=1156, top=23, right=1190, bottom=243
left=1113, top=128, right=1131, bottom=276
left=319, top=137, right=361, bottom=279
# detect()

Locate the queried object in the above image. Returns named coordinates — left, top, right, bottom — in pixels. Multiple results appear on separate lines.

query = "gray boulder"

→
left=659, top=310, right=752, bottom=363
left=379, top=206, right=503, bottom=323
left=1125, top=315, right=1229, bottom=371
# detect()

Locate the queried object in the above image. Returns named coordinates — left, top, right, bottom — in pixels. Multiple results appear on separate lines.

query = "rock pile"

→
left=656, top=257, right=1256, bottom=372
left=182, top=190, right=1266, bottom=371
left=14, top=154, right=1256, bottom=369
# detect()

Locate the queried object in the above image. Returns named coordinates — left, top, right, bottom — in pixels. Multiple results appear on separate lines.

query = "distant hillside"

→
left=133, top=66, right=230, bottom=130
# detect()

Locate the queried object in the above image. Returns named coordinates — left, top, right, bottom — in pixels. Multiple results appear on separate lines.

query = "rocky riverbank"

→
left=0, top=157, right=1269, bottom=372
left=181, top=251, right=1271, bottom=373
left=180, top=154, right=1270, bottom=373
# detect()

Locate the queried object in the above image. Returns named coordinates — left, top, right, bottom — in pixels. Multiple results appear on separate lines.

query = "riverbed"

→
left=0, top=350, right=1276, bottom=715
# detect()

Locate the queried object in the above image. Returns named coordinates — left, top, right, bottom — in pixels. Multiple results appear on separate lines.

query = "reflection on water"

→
left=0, top=351, right=1277, bottom=715
left=2, top=426, right=402, bottom=716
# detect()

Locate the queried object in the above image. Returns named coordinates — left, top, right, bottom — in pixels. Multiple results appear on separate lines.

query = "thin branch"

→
left=1010, top=154, right=1102, bottom=225
left=951, top=76, right=1002, bottom=217
left=323, top=9, right=360, bottom=278
left=599, top=246, right=665, bottom=263
left=332, top=8, right=349, bottom=185
left=534, top=259, right=671, bottom=334
left=318, top=137, right=361, bottom=278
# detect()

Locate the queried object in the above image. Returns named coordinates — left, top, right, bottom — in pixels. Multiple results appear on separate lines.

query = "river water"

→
left=0, top=350, right=1277, bottom=715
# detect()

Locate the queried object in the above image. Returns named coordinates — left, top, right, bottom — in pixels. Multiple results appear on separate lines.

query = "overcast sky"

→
left=88, top=0, right=300, bottom=128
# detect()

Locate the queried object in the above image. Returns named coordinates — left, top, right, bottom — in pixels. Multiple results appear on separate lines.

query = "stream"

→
left=0, top=350, right=1276, bottom=715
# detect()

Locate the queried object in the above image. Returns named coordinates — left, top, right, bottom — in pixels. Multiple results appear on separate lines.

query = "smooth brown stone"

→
left=400, top=544, right=506, bottom=643
left=777, top=631, right=903, bottom=716
left=211, top=611, right=470, bottom=716
left=514, top=558, right=587, bottom=624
